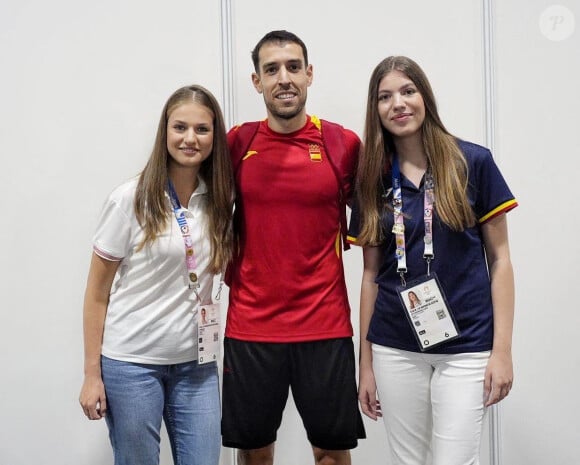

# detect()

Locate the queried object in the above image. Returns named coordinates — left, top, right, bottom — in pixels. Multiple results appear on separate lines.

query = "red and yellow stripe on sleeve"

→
left=479, top=199, right=518, bottom=224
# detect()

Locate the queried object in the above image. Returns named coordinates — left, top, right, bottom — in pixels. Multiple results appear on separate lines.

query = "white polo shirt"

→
left=94, top=176, right=212, bottom=365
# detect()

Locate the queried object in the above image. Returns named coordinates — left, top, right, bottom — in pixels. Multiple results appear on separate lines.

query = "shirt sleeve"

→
left=463, top=141, right=518, bottom=223
left=347, top=196, right=362, bottom=245
left=93, top=195, right=132, bottom=261
left=341, top=128, right=361, bottom=205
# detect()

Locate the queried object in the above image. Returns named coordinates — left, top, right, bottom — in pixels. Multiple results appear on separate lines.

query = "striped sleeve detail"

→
left=93, top=245, right=124, bottom=262
left=478, top=199, right=518, bottom=224
left=346, top=235, right=358, bottom=245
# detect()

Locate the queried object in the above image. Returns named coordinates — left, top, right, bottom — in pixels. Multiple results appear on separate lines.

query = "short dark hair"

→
left=251, top=30, right=308, bottom=73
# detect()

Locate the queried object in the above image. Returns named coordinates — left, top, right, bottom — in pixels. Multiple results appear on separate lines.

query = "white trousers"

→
left=372, top=345, right=490, bottom=465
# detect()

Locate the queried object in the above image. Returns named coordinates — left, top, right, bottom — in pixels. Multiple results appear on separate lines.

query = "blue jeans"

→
left=101, top=356, right=220, bottom=465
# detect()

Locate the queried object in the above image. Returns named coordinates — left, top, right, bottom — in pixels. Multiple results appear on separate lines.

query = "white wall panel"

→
left=0, top=1, right=223, bottom=464
left=494, top=2, right=579, bottom=464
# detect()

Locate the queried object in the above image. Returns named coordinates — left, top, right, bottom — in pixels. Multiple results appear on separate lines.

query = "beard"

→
left=264, top=95, right=306, bottom=120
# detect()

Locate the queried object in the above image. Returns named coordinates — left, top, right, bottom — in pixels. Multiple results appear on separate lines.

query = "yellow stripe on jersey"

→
left=242, top=150, right=258, bottom=160
left=310, top=115, right=322, bottom=132
left=479, top=199, right=518, bottom=223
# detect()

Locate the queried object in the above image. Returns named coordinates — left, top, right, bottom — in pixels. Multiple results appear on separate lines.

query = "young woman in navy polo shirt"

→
left=349, top=56, right=517, bottom=465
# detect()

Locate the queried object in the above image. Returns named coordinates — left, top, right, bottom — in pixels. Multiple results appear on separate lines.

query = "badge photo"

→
left=396, top=273, right=460, bottom=351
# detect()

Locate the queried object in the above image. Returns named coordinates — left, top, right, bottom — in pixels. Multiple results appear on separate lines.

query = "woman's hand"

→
left=79, top=374, right=107, bottom=420
left=484, top=350, right=513, bottom=407
left=358, top=364, right=382, bottom=420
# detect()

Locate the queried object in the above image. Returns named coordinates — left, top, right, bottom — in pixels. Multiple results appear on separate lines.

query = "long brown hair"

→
left=356, top=56, right=475, bottom=246
left=134, top=85, right=234, bottom=273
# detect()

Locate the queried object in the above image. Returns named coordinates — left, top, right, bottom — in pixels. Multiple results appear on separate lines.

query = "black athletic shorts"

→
left=221, top=337, right=366, bottom=450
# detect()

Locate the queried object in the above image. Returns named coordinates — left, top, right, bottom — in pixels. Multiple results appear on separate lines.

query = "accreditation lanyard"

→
left=391, top=155, right=435, bottom=285
left=166, top=180, right=200, bottom=295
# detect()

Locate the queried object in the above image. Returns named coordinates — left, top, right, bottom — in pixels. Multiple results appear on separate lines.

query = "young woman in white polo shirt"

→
left=79, top=85, right=234, bottom=465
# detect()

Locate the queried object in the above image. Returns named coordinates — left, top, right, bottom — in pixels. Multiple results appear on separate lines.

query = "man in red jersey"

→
left=221, top=30, right=365, bottom=465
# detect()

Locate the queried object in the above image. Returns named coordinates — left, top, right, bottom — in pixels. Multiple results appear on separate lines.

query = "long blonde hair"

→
left=134, top=85, right=234, bottom=273
left=356, top=56, right=475, bottom=246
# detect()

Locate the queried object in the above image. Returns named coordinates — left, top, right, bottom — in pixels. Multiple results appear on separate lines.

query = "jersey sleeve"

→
left=347, top=196, right=362, bottom=245
left=341, top=128, right=361, bottom=204
left=93, top=189, right=133, bottom=261
left=341, top=125, right=362, bottom=243
left=462, top=141, right=518, bottom=223
left=226, top=124, right=240, bottom=146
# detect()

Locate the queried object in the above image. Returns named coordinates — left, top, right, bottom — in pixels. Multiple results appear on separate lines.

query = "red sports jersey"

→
left=226, top=117, right=360, bottom=342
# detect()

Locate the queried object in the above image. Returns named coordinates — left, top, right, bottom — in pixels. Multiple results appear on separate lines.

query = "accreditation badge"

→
left=396, top=273, right=460, bottom=351
left=197, top=303, right=220, bottom=364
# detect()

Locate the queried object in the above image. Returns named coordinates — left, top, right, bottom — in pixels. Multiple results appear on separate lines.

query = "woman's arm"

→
left=481, top=213, right=515, bottom=407
left=358, top=246, right=382, bottom=420
left=79, top=252, right=120, bottom=420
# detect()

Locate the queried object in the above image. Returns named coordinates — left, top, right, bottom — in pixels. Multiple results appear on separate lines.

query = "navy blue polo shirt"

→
left=349, top=140, right=517, bottom=353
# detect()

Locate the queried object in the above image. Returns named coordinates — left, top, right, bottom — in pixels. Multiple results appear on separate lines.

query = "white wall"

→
left=0, top=1, right=577, bottom=464
left=0, top=1, right=224, bottom=464
left=494, top=2, right=580, bottom=464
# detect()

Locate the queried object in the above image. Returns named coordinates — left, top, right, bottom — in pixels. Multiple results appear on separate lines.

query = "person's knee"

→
left=237, top=444, right=275, bottom=465
left=312, top=447, right=351, bottom=465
